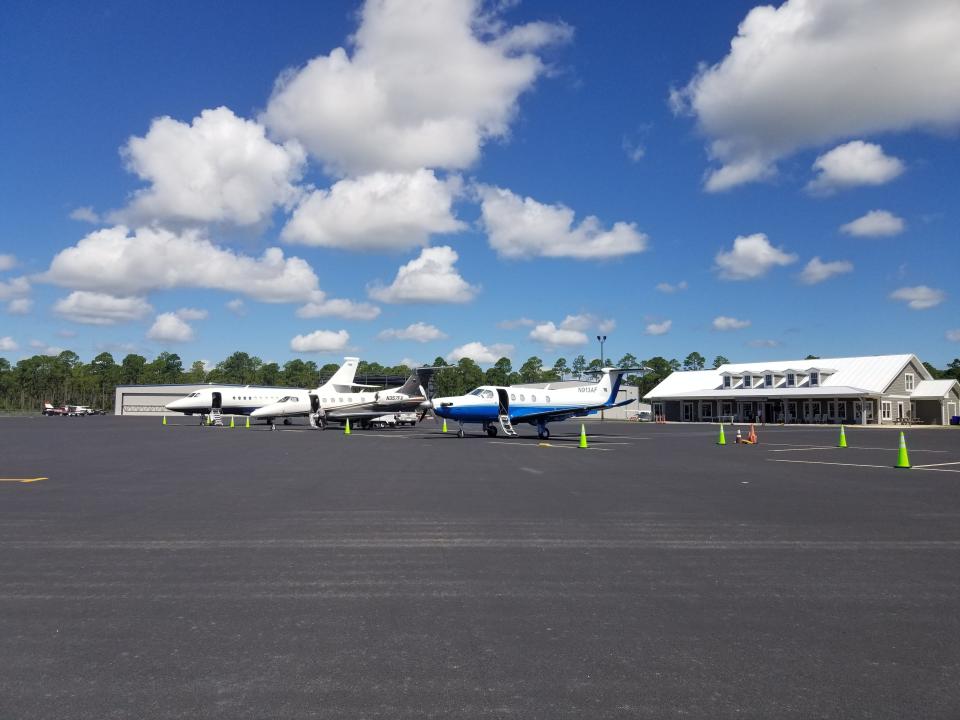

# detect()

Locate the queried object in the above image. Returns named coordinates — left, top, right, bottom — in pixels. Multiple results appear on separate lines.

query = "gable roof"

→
left=645, top=354, right=926, bottom=399
left=911, top=379, right=960, bottom=399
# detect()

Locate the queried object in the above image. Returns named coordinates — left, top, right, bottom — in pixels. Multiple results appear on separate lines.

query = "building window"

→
left=743, top=375, right=752, bottom=388
left=905, top=373, right=914, bottom=391
left=786, top=373, right=795, bottom=387
left=809, top=372, right=819, bottom=387
left=765, top=374, right=773, bottom=387
left=882, top=401, right=891, bottom=420
left=723, top=376, right=731, bottom=388
left=839, top=402, right=846, bottom=419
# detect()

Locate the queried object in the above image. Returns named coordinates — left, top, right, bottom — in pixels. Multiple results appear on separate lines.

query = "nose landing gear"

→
left=537, top=422, right=550, bottom=440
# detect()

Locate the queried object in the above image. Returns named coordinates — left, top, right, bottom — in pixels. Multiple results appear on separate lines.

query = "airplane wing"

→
left=513, top=398, right=635, bottom=424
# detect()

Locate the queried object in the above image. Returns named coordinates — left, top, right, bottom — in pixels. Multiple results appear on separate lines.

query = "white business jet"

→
left=250, top=367, right=440, bottom=429
left=431, top=367, right=643, bottom=439
left=164, top=357, right=360, bottom=425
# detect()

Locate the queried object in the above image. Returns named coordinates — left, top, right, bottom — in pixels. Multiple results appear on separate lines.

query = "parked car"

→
left=369, top=412, right=419, bottom=428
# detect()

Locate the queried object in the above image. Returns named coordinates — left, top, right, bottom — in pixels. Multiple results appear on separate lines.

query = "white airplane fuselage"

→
left=165, top=357, right=361, bottom=420
left=431, top=367, right=636, bottom=438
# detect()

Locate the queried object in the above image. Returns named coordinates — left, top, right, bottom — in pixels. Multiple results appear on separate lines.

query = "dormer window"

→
left=786, top=373, right=796, bottom=387
left=723, top=376, right=731, bottom=388
left=743, top=375, right=752, bottom=388
left=809, top=371, right=819, bottom=387
left=765, top=374, right=773, bottom=387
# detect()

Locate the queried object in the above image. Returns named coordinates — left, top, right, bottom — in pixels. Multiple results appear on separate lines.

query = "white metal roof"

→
left=911, top=379, right=960, bottom=399
left=659, top=386, right=873, bottom=400
left=645, top=354, right=926, bottom=399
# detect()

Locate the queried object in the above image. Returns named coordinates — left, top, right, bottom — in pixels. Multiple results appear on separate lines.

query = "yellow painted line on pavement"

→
left=0, top=477, right=48, bottom=484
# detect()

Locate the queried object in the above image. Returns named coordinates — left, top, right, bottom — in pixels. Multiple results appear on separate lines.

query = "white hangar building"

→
left=114, top=383, right=304, bottom=416
left=645, top=354, right=960, bottom=426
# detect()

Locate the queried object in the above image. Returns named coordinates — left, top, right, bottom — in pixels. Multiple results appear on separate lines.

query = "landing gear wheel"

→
left=457, top=428, right=465, bottom=438
left=283, top=418, right=291, bottom=425
left=486, top=425, right=498, bottom=437
left=537, top=426, right=550, bottom=440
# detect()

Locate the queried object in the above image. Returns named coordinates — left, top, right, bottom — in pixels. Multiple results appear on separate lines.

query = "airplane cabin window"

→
left=510, top=394, right=516, bottom=401
left=546, top=395, right=551, bottom=402
left=520, top=394, right=525, bottom=401
left=531, top=395, right=537, bottom=402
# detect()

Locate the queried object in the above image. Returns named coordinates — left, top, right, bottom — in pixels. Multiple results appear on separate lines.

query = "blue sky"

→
left=1, top=0, right=958, bottom=368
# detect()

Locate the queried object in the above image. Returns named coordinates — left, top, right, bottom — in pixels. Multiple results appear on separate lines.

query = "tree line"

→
left=2, top=349, right=958, bottom=412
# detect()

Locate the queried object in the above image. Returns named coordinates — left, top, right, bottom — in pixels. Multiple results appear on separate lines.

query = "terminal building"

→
left=644, top=354, right=960, bottom=426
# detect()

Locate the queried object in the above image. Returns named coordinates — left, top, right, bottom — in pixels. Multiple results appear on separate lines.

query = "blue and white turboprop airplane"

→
left=430, top=367, right=643, bottom=439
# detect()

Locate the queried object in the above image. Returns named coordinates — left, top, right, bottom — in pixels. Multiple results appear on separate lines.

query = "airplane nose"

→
left=165, top=399, right=183, bottom=411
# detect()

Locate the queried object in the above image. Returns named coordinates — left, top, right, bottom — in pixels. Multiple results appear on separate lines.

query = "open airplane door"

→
left=308, top=394, right=325, bottom=430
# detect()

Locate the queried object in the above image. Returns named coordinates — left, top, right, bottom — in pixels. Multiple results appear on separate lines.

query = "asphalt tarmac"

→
left=2, top=415, right=959, bottom=719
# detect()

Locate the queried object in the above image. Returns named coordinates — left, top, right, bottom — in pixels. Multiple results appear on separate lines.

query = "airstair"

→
left=209, top=408, right=223, bottom=426
left=498, top=413, right=518, bottom=436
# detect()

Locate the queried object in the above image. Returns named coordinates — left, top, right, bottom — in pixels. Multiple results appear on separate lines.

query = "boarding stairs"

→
left=209, top=408, right=223, bottom=426
left=498, top=413, right=518, bottom=436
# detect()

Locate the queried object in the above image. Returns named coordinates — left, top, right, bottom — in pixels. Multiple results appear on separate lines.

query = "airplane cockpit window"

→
left=469, top=388, right=484, bottom=396
left=480, top=390, right=495, bottom=399
left=277, top=396, right=290, bottom=403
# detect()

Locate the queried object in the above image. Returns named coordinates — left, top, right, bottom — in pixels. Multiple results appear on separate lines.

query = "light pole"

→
left=597, top=334, right=607, bottom=421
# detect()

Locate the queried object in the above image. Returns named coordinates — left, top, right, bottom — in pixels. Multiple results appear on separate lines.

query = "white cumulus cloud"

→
left=807, top=141, right=904, bottom=194
left=282, top=169, right=464, bottom=250
left=0, top=275, right=30, bottom=301
left=748, top=339, right=780, bottom=348
left=529, top=322, right=588, bottom=348
left=445, top=341, right=514, bottom=365
left=656, top=280, right=688, bottom=293
left=368, top=245, right=478, bottom=304
left=116, top=106, right=305, bottom=226
left=147, top=313, right=195, bottom=343
left=226, top=298, right=246, bottom=316
left=290, top=329, right=350, bottom=353
left=0, top=254, right=16, bottom=271
left=0, top=336, right=18, bottom=351
left=890, top=286, right=945, bottom=310
left=799, top=257, right=854, bottom=285
left=479, top=185, right=648, bottom=260
left=713, top=316, right=751, bottom=331
left=714, top=233, right=797, bottom=280
left=840, top=209, right=905, bottom=237
left=377, top=322, right=447, bottom=343
left=645, top=320, right=672, bottom=336
left=672, top=0, right=960, bottom=191
left=44, top=226, right=321, bottom=303
left=261, top=0, right=571, bottom=176
left=7, top=298, right=33, bottom=315
left=946, top=329, right=960, bottom=342
left=174, top=307, right=208, bottom=321
left=53, top=291, right=153, bottom=326
left=69, top=206, right=100, bottom=223
left=296, top=297, right=381, bottom=320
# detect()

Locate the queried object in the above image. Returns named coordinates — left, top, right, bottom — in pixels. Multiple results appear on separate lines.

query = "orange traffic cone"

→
left=747, top=424, right=757, bottom=444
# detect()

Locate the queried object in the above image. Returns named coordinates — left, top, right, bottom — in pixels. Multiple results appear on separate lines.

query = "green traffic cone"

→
left=895, top=431, right=910, bottom=469
left=838, top=424, right=847, bottom=448
left=344, top=418, right=351, bottom=435
left=162, top=415, right=167, bottom=426
left=229, top=415, right=235, bottom=428
left=245, top=416, right=250, bottom=429
left=442, top=418, right=448, bottom=433
left=717, top=424, right=726, bottom=446
left=579, top=424, right=588, bottom=449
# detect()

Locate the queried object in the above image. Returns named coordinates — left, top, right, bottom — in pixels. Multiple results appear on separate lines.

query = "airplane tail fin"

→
left=324, top=357, right=360, bottom=392
left=597, top=367, right=647, bottom=406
